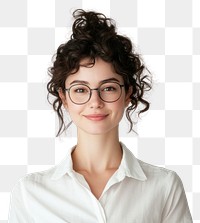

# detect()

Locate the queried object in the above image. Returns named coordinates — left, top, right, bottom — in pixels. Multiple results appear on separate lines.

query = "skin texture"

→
left=58, top=58, right=132, bottom=199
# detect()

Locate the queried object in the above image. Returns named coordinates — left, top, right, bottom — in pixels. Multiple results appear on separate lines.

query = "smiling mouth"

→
left=84, top=114, right=109, bottom=121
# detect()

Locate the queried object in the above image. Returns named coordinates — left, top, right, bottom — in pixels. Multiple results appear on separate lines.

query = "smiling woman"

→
left=47, top=9, right=152, bottom=137
left=8, top=9, right=193, bottom=223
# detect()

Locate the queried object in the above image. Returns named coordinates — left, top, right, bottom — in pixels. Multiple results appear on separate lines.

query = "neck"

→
left=72, top=128, right=122, bottom=174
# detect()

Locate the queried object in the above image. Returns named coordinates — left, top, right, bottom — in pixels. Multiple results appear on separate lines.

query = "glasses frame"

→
left=64, top=82, right=125, bottom=105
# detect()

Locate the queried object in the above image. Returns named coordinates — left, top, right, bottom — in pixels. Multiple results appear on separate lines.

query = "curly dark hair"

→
left=47, top=9, right=152, bottom=137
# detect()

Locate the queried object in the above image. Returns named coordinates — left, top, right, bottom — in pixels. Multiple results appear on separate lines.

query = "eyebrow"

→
left=69, top=78, right=120, bottom=85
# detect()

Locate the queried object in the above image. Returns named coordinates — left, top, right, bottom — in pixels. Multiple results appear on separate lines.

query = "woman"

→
left=8, top=9, right=193, bottom=222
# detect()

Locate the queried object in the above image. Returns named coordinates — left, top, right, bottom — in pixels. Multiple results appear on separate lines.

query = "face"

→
left=59, top=58, right=131, bottom=136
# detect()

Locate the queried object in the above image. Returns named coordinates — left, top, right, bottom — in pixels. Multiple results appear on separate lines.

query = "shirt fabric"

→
left=8, top=142, right=193, bottom=223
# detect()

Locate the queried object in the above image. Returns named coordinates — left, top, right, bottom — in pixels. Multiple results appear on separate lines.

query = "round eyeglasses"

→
left=65, top=82, right=125, bottom=105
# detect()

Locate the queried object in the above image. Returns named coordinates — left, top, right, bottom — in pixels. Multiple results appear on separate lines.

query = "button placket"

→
left=70, top=171, right=107, bottom=222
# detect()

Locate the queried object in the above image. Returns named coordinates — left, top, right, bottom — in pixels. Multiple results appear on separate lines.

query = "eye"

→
left=72, top=85, right=89, bottom=94
left=75, top=88, right=84, bottom=93
left=101, top=83, right=118, bottom=92
left=103, top=86, right=116, bottom=91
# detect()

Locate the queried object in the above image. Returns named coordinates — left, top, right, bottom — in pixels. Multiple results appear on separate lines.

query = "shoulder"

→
left=138, top=159, right=184, bottom=190
left=12, top=166, right=56, bottom=192
left=139, top=159, right=172, bottom=176
left=136, top=159, right=188, bottom=211
left=121, top=142, right=182, bottom=186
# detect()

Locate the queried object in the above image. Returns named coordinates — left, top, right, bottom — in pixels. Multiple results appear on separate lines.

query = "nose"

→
left=88, top=89, right=104, bottom=108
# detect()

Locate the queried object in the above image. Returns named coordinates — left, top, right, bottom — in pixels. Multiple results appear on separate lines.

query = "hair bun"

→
left=71, top=9, right=116, bottom=41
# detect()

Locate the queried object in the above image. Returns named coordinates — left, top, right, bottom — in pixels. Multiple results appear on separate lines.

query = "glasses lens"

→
left=99, top=82, right=122, bottom=102
left=69, top=84, right=90, bottom=104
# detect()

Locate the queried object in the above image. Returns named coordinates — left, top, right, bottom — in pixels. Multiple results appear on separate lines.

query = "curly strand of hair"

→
left=71, top=9, right=116, bottom=41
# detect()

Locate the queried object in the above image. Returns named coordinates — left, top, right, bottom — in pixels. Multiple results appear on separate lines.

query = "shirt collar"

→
left=50, top=146, right=75, bottom=180
left=51, top=142, right=147, bottom=181
left=119, top=142, right=147, bottom=181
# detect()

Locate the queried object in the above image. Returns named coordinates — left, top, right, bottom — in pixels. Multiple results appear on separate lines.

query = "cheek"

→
left=66, top=102, right=83, bottom=120
left=115, top=94, right=126, bottom=109
left=67, top=104, right=80, bottom=114
left=111, top=99, right=126, bottom=118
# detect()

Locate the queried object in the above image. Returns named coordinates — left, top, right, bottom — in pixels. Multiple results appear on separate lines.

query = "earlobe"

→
left=58, top=88, right=68, bottom=109
left=125, top=98, right=131, bottom=107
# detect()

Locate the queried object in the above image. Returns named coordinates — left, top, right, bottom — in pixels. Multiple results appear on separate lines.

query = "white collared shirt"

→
left=8, top=142, right=192, bottom=223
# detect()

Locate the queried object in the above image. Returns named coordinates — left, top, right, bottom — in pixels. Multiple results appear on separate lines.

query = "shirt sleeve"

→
left=8, top=179, right=34, bottom=223
left=161, top=171, right=193, bottom=223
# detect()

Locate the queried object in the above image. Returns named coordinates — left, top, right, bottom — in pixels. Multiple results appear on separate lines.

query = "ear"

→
left=125, top=86, right=133, bottom=107
left=58, top=88, right=68, bottom=109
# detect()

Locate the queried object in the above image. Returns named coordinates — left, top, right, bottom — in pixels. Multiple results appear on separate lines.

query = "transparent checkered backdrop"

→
left=0, top=0, right=200, bottom=221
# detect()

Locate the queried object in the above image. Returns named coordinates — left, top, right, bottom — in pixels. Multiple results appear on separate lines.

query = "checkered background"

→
left=0, top=0, right=199, bottom=222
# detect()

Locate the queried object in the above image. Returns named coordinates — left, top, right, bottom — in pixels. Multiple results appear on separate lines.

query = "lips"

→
left=84, top=114, right=109, bottom=121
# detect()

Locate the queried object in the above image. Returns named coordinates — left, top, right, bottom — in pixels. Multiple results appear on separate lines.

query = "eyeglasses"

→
left=65, top=82, right=125, bottom=105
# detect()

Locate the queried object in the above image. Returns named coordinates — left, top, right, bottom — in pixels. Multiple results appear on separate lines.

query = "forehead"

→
left=65, top=58, right=123, bottom=85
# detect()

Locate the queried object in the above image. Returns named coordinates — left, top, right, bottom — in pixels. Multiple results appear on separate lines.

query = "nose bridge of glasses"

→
left=91, top=87, right=99, bottom=92
left=90, top=87, right=101, bottom=99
